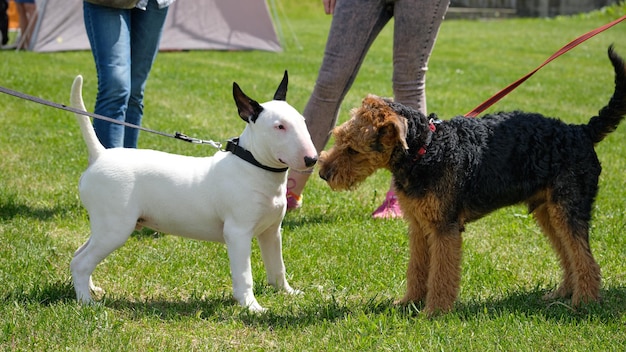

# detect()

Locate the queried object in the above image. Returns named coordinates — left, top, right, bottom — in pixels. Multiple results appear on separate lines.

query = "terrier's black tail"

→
left=587, top=45, right=626, bottom=144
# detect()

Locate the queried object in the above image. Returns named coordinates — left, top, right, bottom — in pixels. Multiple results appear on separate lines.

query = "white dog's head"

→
left=232, top=71, right=317, bottom=172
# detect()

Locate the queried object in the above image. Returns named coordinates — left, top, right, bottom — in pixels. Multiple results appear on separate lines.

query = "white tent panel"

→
left=30, top=0, right=282, bottom=52
left=162, top=1, right=281, bottom=51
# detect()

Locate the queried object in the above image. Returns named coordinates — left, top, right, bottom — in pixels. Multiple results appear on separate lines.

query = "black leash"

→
left=0, top=84, right=222, bottom=148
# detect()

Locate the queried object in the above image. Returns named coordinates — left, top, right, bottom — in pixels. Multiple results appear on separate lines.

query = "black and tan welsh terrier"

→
left=319, top=46, right=626, bottom=316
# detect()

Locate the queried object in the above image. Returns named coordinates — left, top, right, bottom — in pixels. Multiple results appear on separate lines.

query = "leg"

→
left=223, top=223, right=264, bottom=312
left=544, top=202, right=601, bottom=305
left=396, top=219, right=430, bottom=304
left=424, top=226, right=463, bottom=316
left=286, top=170, right=311, bottom=210
left=15, top=1, right=36, bottom=50
left=71, top=238, right=99, bottom=302
left=533, top=203, right=575, bottom=299
left=391, top=0, right=449, bottom=112
left=257, top=225, right=300, bottom=295
left=83, top=3, right=132, bottom=148
left=124, top=2, right=169, bottom=148
left=71, top=217, right=135, bottom=303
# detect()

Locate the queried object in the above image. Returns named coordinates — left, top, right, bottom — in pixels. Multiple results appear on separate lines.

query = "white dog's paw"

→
left=245, top=301, right=267, bottom=313
left=75, top=293, right=97, bottom=305
left=236, top=294, right=267, bottom=313
left=77, top=297, right=94, bottom=305
left=88, top=277, right=105, bottom=295
left=285, top=287, right=303, bottom=296
left=269, top=280, right=302, bottom=295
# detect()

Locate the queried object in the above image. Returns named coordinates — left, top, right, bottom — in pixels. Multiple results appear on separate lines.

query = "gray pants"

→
left=304, top=0, right=450, bottom=151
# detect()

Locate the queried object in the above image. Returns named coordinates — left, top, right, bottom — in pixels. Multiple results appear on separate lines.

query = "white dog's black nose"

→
left=304, top=156, right=318, bottom=168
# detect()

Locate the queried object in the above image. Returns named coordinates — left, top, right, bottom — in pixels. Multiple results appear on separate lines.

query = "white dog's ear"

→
left=233, top=82, right=263, bottom=123
left=273, top=70, right=288, bottom=101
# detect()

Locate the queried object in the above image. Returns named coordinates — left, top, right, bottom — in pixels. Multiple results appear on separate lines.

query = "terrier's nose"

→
left=319, top=169, right=328, bottom=181
left=304, top=156, right=318, bottom=168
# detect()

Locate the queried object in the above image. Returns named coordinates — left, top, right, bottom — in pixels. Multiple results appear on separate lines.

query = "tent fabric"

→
left=29, top=0, right=282, bottom=52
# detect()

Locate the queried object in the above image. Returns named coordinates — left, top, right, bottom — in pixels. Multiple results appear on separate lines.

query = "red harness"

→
left=415, top=120, right=438, bottom=160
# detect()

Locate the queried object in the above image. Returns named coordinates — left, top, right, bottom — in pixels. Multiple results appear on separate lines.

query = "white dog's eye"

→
left=277, top=124, right=285, bottom=130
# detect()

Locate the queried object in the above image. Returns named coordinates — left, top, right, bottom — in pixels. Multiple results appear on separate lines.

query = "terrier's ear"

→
left=273, top=70, right=288, bottom=101
left=233, top=82, right=263, bottom=123
left=389, top=116, right=409, bottom=150
left=372, top=114, right=409, bottom=152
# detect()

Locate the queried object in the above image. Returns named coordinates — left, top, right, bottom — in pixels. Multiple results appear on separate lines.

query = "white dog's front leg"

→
left=224, top=228, right=264, bottom=312
left=257, top=225, right=301, bottom=295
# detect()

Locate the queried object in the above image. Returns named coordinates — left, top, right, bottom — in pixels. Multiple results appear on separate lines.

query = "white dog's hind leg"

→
left=257, top=226, right=301, bottom=295
left=71, top=219, right=134, bottom=303
left=71, top=238, right=104, bottom=303
left=71, top=242, right=99, bottom=303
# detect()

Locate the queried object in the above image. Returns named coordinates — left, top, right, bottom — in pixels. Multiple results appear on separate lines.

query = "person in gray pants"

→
left=286, top=0, right=450, bottom=219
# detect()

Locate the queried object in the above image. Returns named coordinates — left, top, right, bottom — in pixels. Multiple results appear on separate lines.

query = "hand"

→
left=323, top=0, right=336, bottom=15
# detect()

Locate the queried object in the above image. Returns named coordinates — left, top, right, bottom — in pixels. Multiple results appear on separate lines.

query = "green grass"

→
left=1, top=1, right=626, bottom=350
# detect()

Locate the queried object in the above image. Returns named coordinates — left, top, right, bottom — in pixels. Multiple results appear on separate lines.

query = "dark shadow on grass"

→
left=0, top=195, right=61, bottom=221
left=2, top=280, right=76, bottom=306
left=453, top=286, right=626, bottom=322
left=101, top=284, right=354, bottom=325
left=7, top=281, right=624, bottom=327
left=282, top=208, right=380, bottom=229
left=101, top=294, right=354, bottom=327
left=243, top=287, right=626, bottom=327
left=131, top=227, right=165, bottom=240
left=383, top=286, right=626, bottom=322
left=0, top=191, right=84, bottom=222
left=104, top=295, right=238, bottom=320
left=281, top=213, right=339, bottom=228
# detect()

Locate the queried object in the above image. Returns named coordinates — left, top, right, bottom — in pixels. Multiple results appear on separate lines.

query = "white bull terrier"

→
left=69, top=72, right=317, bottom=312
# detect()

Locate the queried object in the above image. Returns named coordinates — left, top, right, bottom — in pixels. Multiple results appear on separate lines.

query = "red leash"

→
left=464, top=14, right=626, bottom=118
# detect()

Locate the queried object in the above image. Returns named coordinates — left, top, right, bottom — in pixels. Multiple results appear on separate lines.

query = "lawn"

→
left=1, top=1, right=625, bottom=350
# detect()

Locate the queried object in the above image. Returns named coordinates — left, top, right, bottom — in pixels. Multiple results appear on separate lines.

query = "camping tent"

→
left=28, top=0, right=282, bottom=52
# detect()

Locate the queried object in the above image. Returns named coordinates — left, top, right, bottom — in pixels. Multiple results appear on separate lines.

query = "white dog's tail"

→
left=71, top=75, right=104, bottom=164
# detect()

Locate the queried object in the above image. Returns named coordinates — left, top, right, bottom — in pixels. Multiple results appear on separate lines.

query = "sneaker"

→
left=372, top=191, right=403, bottom=219
left=286, top=190, right=302, bottom=210
left=286, top=177, right=303, bottom=211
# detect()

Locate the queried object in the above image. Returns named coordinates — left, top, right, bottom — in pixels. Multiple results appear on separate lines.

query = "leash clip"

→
left=174, top=132, right=222, bottom=150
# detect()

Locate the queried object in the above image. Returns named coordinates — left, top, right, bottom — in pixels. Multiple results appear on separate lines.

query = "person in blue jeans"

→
left=14, top=0, right=37, bottom=49
left=83, top=0, right=176, bottom=148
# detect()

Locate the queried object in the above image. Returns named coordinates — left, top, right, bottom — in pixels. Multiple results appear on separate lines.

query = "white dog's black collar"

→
left=225, top=138, right=288, bottom=173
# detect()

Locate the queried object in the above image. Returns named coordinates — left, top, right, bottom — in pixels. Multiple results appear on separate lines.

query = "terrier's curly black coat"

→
left=319, top=46, right=626, bottom=315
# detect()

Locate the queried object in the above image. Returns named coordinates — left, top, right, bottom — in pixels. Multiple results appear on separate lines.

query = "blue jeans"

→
left=83, top=0, right=169, bottom=148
